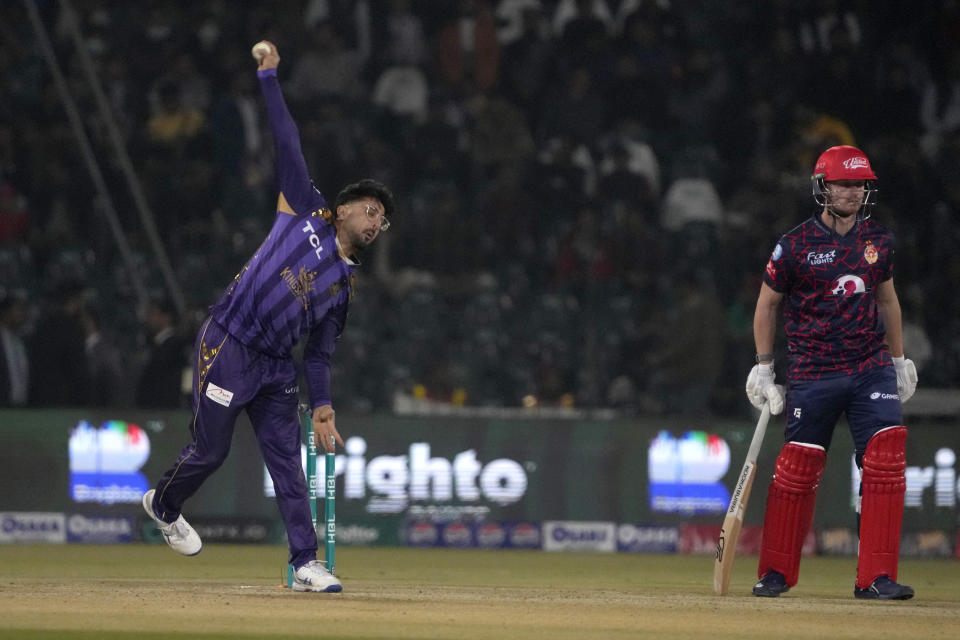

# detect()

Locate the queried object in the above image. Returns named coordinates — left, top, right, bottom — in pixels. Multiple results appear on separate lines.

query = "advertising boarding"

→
left=0, top=409, right=958, bottom=544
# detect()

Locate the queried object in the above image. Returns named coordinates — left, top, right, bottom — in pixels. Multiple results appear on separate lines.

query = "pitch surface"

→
left=0, top=546, right=957, bottom=639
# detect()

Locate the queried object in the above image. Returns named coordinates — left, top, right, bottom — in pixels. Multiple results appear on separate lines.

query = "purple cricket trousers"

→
left=150, top=317, right=317, bottom=568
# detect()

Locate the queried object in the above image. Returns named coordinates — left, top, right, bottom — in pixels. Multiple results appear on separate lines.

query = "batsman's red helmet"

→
left=811, top=145, right=878, bottom=220
left=812, top=145, right=877, bottom=182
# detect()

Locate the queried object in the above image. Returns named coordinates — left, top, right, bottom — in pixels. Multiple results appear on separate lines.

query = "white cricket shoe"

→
left=142, top=489, right=202, bottom=556
left=293, top=560, right=342, bottom=593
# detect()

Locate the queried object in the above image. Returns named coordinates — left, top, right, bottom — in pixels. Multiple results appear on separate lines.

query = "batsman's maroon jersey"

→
left=762, top=213, right=895, bottom=380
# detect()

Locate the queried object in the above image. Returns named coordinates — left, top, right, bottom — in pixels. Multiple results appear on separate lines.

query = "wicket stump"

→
left=284, top=414, right=336, bottom=587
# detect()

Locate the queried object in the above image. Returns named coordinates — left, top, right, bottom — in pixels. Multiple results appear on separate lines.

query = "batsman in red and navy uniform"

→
left=141, top=41, right=394, bottom=593
left=746, top=146, right=918, bottom=600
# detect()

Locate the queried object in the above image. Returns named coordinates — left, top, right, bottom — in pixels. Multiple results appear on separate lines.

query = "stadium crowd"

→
left=0, top=0, right=957, bottom=415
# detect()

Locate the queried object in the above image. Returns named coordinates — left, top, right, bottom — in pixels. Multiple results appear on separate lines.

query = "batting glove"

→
left=892, top=356, right=918, bottom=403
left=746, top=362, right=785, bottom=415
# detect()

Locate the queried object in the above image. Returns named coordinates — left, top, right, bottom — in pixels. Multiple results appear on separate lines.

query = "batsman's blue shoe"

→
left=753, top=570, right=790, bottom=597
left=854, top=575, right=914, bottom=600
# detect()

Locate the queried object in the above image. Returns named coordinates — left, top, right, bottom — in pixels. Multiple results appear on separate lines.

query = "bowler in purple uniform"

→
left=745, top=146, right=918, bottom=600
left=141, top=41, right=394, bottom=593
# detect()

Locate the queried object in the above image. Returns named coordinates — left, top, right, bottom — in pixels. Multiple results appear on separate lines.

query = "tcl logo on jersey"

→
left=829, top=275, right=866, bottom=297
left=300, top=219, right=327, bottom=261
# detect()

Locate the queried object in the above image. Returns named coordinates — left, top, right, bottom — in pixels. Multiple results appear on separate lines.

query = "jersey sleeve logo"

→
left=829, top=274, right=866, bottom=296
left=863, top=241, right=878, bottom=264
left=771, top=244, right=783, bottom=261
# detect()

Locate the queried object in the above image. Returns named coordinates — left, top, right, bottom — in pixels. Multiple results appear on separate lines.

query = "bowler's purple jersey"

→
left=209, top=68, right=353, bottom=409
left=763, top=213, right=895, bottom=380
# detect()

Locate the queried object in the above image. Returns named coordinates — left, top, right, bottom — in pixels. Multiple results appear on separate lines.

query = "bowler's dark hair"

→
left=334, top=179, right=395, bottom=219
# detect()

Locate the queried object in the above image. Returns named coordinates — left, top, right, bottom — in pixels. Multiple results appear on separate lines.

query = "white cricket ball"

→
left=251, top=41, right=272, bottom=61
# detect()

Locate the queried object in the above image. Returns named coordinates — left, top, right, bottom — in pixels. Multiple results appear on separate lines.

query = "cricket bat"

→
left=713, top=402, right=771, bottom=596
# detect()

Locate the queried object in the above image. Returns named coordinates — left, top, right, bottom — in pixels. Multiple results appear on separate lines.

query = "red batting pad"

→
left=857, top=426, right=907, bottom=588
left=758, top=442, right=826, bottom=586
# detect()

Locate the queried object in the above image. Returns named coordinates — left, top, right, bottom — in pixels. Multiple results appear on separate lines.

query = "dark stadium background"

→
left=2, top=0, right=957, bottom=416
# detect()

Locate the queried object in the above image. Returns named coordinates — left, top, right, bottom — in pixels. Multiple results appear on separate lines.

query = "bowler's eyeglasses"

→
left=361, top=203, right=390, bottom=231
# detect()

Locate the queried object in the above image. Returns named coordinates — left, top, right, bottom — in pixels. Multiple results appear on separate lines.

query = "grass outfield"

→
left=0, top=545, right=958, bottom=639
